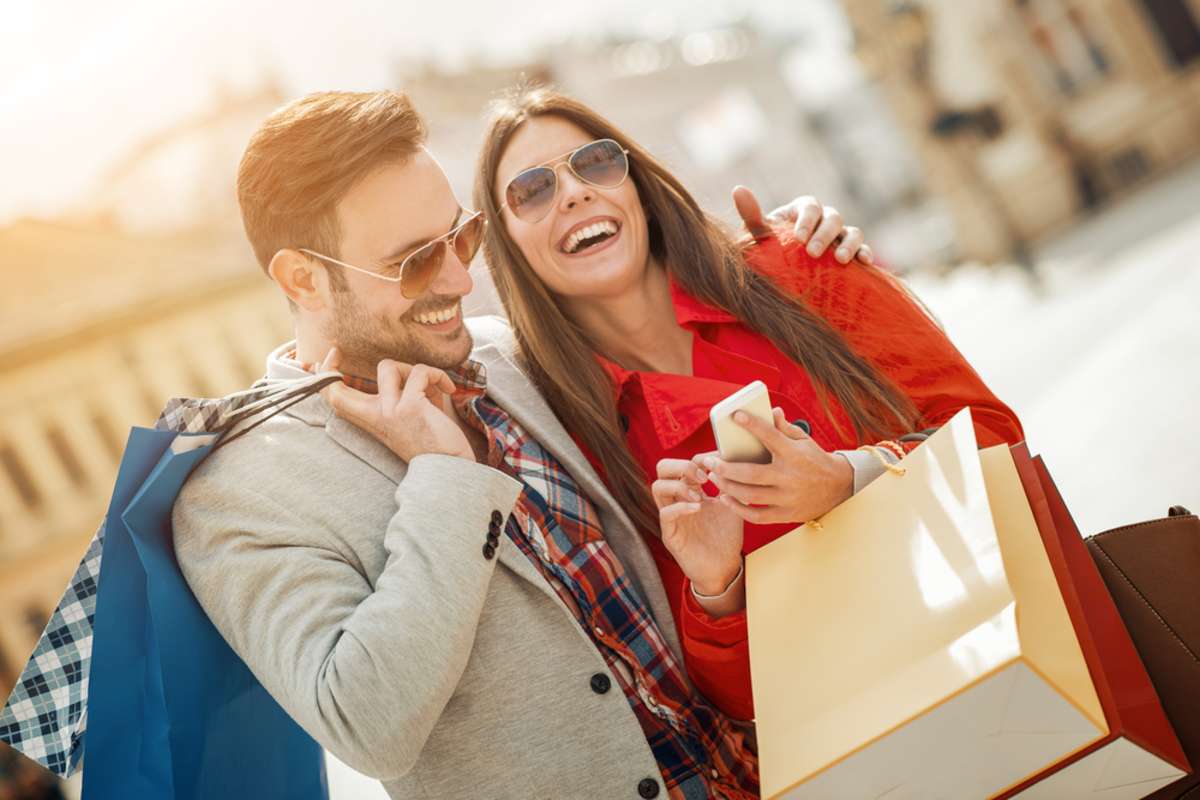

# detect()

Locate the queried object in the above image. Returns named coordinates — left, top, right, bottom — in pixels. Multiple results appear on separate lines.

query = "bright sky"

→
left=0, top=0, right=848, bottom=225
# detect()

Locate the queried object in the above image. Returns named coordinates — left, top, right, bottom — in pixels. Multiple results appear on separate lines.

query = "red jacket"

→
left=580, top=230, right=1024, bottom=721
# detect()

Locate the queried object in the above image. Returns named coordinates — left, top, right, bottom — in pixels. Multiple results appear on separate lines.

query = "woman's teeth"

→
left=563, top=220, right=618, bottom=254
left=414, top=305, right=458, bottom=325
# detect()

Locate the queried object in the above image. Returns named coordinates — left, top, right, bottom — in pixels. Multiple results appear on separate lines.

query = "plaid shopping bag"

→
left=0, top=374, right=338, bottom=799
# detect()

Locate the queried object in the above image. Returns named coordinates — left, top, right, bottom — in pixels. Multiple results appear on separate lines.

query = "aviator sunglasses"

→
left=501, top=138, right=631, bottom=223
left=299, top=210, right=485, bottom=299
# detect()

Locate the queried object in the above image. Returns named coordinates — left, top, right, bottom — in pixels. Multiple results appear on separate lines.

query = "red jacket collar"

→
left=595, top=281, right=781, bottom=450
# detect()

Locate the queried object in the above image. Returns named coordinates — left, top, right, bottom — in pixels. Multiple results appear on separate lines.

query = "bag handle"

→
left=214, top=374, right=342, bottom=452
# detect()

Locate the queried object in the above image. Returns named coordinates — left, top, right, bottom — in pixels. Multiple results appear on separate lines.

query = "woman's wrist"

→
left=690, top=559, right=746, bottom=618
left=692, top=559, right=744, bottom=597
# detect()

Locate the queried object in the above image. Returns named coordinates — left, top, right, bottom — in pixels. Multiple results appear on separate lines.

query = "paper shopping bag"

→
left=746, top=409, right=1107, bottom=800
left=1086, top=503, right=1200, bottom=799
left=995, top=447, right=1189, bottom=798
left=1, top=376, right=336, bottom=799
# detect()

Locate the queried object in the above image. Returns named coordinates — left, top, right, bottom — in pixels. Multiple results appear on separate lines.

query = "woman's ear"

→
left=268, top=249, right=327, bottom=312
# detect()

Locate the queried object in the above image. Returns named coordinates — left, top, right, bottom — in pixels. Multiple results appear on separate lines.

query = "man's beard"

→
left=323, top=289, right=472, bottom=380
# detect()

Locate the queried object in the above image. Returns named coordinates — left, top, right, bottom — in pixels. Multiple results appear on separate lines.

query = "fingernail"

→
left=837, top=248, right=849, bottom=262
left=808, top=242, right=822, bottom=256
left=688, top=490, right=701, bottom=501
left=703, top=457, right=717, bottom=470
left=733, top=411, right=747, bottom=424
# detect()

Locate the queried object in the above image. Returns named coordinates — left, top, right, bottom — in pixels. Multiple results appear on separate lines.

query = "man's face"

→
left=323, top=151, right=474, bottom=375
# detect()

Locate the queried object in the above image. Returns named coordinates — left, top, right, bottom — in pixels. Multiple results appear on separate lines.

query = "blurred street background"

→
left=1, top=0, right=1198, bottom=796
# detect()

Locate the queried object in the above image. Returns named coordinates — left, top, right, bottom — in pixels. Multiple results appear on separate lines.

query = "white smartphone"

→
left=709, top=380, right=774, bottom=464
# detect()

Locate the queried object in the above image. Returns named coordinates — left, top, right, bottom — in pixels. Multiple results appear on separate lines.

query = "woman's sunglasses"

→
left=501, top=138, right=631, bottom=223
left=299, top=210, right=485, bottom=299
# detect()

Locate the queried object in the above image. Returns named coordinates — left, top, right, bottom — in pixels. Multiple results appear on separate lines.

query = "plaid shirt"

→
left=445, top=360, right=758, bottom=799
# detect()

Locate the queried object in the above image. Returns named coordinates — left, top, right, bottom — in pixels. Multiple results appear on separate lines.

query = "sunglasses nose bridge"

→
left=553, top=160, right=595, bottom=209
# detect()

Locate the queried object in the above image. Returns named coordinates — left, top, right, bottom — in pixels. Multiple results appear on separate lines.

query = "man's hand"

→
left=652, top=457, right=745, bottom=606
left=321, top=348, right=473, bottom=463
left=696, top=407, right=853, bottom=526
left=734, top=185, right=874, bottom=265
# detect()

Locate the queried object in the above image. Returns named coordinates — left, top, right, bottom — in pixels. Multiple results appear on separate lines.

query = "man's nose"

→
left=427, top=245, right=474, bottom=296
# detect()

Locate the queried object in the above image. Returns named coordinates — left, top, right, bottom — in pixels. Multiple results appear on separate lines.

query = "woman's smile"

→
left=557, top=216, right=623, bottom=256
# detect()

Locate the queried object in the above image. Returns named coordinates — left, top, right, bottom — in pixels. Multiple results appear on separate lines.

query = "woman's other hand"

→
left=698, top=407, right=854, bottom=526
left=733, top=185, right=873, bottom=265
left=652, top=458, right=745, bottom=607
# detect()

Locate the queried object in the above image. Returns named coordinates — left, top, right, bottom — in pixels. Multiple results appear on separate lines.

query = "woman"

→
left=473, top=87, right=1023, bottom=725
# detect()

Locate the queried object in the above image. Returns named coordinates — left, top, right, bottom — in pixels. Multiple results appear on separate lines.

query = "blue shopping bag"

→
left=1, top=376, right=337, bottom=799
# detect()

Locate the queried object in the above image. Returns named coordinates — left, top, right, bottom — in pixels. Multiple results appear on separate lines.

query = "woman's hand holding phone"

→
left=696, top=407, right=853, bottom=526
left=652, top=458, right=744, bottom=607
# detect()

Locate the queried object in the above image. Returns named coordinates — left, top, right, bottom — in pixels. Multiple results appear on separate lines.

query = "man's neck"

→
left=564, top=262, right=692, bottom=375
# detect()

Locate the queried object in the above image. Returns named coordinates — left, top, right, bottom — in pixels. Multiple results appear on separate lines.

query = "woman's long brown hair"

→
left=474, top=86, right=919, bottom=535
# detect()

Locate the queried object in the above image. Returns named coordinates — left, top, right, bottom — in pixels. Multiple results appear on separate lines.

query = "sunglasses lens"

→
left=571, top=140, right=627, bottom=187
left=400, top=239, right=446, bottom=299
left=506, top=167, right=557, bottom=222
left=452, top=214, right=485, bottom=265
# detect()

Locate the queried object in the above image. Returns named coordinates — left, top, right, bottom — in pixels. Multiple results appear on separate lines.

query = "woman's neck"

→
left=563, top=261, right=693, bottom=375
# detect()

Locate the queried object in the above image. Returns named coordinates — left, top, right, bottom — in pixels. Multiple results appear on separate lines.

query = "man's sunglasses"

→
left=299, top=210, right=485, bottom=299
left=501, top=138, right=631, bottom=224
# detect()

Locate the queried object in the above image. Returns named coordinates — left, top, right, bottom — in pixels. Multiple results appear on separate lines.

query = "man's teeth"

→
left=414, top=305, right=458, bottom=325
left=564, top=220, right=618, bottom=254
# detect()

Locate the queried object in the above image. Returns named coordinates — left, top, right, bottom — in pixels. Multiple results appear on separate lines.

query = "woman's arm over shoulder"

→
left=745, top=230, right=1024, bottom=448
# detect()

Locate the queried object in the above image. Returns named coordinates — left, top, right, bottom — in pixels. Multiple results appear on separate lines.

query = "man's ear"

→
left=269, top=249, right=327, bottom=311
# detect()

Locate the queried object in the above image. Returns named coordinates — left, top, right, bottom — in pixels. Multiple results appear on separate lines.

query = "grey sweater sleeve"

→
left=834, top=447, right=898, bottom=494
left=173, top=451, right=523, bottom=781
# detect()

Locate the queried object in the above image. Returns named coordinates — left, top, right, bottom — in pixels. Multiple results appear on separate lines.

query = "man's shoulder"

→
left=466, top=314, right=514, bottom=351
left=173, top=408, right=346, bottom=519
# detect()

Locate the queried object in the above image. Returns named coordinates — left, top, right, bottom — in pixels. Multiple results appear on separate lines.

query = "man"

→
left=172, top=89, right=871, bottom=799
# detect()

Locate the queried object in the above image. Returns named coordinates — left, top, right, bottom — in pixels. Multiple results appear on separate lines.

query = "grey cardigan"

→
left=172, top=317, right=690, bottom=800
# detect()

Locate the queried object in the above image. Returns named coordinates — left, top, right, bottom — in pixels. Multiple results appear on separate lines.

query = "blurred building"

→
left=842, top=0, right=1200, bottom=263
left=0, top=87, right=294, bottom=759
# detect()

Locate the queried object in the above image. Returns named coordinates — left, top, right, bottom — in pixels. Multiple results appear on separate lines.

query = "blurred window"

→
left=1138, top=0, right=1200, bottom=67
left=1015, top=0, right=1111, bottom=96
left=0, top=442, right=41, bottom=511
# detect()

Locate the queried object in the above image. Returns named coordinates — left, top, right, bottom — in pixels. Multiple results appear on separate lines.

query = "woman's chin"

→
left=555, top=253, right=646, bottom=299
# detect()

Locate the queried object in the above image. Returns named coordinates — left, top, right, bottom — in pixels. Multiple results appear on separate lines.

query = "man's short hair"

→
left=237, top=90, right=427, bottom=277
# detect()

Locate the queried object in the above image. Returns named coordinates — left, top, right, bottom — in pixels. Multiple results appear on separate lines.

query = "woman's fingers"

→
left=660, top=501, right=703, bottom=526
left=318, top=346, right=341, bottom=374
left=701, top=456, right=774, bottom=487
left=719, top=494, right=786, bottom=525
left=659, top=457, right=708, bottom=484
left=855, top=243, right=875, bottom=265
left=773, top=407, right=809, bottom=441
left=732, top=410, right=789, bottom=456
left=377, top=359, right=403, bottom=410
left=709, top=473, right=782, bottom=507
left=652, top=478, right=703, bottom=508
left=834, top=226, right=865, bottom=264
left=325, top=382, right=377, bottom=427
left=806, top=206, right=844, bottom=257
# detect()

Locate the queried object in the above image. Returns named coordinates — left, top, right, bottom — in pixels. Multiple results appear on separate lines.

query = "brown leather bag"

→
left=1087, top=506, right=1200, bottom=799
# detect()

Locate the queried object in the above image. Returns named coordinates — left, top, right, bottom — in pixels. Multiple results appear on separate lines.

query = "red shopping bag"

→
left=995, top=445, right=1190, bottom=798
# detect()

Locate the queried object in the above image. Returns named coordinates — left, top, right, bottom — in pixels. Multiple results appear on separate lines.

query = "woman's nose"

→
left=554, top=162, right=594, bottom=211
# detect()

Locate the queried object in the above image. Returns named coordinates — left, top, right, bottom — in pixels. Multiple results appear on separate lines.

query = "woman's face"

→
left=494, top=116, right=651, bottom=302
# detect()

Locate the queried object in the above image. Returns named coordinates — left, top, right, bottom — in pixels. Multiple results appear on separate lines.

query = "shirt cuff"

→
left=680, top=582, right=749, bottom=647
left=834, top=448, right=897, bottom=495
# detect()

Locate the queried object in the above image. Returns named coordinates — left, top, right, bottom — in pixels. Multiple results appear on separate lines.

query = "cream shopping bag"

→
left=746, top=409, right=1107, bottom=800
